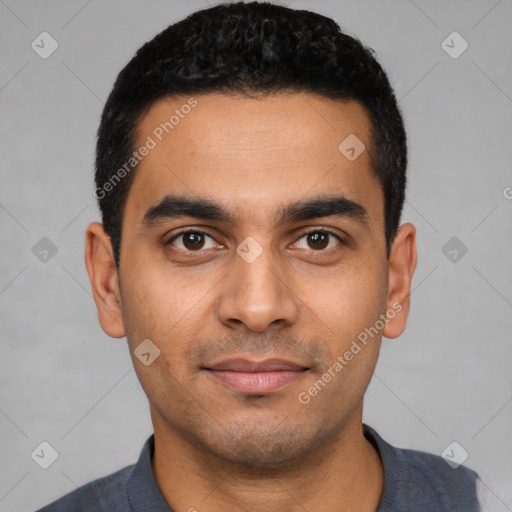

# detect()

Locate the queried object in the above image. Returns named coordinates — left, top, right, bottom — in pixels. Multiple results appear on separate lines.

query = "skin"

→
left=85, top=92, right=417, bottom=512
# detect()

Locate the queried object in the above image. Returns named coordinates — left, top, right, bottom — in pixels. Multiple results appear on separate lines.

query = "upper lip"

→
left=203, top=357, right=309, bottom=372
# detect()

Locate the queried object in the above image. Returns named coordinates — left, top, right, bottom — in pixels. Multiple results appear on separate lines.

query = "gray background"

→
left=1, top=0, right=511, bottom=510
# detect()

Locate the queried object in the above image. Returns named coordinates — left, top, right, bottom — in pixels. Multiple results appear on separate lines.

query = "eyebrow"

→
left=141, top=193, right=371, bottom=229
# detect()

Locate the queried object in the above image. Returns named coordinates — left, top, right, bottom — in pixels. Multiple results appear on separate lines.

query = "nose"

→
left=216, top=245, right=299, bottom=333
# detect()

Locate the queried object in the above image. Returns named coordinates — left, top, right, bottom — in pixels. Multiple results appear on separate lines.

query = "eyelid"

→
left=297, top=226, right=344, bottom=239
left=167, top=228, right=222, bottom=248
left=292, top=228, right=344, bottom=249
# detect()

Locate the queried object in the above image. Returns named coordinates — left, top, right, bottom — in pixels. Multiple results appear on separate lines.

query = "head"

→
left=86, top=1, right=416, bottom=469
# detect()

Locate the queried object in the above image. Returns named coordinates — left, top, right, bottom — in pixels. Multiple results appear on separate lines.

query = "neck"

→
left=151, top=406, right=384, bottom=512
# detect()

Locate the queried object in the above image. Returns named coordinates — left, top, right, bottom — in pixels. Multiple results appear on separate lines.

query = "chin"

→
left=197, top=419, right=335, bottom=472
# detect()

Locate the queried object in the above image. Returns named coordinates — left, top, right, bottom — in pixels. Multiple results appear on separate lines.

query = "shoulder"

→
left=400, top=444, right=480, bottom=494
left=34, top=464, right=134, bottom=512
left=34, top=434, right=170, bottom=512
left=398, top=446, right=480, bottom=511
left=363, top=424, right=480, bottom=512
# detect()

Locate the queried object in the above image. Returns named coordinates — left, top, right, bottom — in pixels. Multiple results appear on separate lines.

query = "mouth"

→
left=202, top=357, right=310, bottom=394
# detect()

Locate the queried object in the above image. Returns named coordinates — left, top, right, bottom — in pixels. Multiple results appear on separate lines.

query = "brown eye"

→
left=307, top=232, right=329, bottom=250
left=294, top=230, right=341, bottom=251
left=168, top=231, right=219, bottom=251
left=182, top=232, right=205, bottom=250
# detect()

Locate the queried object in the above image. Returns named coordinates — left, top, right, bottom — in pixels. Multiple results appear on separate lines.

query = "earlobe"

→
left=382, top=222, right=417, bottom=339
left=84, top=222, right=126, bottom=338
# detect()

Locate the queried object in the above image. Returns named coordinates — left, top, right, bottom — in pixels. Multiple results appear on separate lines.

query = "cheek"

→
left=307, top=270, right=385, bottom=408
left=121, top=251, right=184, bottom=322
left=307, top=260, right=388, bottom=346
left=119, top=253, right=213, bottom=363
left=119, top=267, right=195, bottom=403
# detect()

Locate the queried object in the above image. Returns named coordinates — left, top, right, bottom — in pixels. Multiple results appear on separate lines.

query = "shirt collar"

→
left=363, top=423, right=409, bottom=511
left=127, top=434, right=173, bottom=512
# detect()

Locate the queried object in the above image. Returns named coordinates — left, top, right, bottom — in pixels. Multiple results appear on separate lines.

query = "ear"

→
left=382, top=222, right=417, bottom=339
left=84, top=222, right=126, bottom=338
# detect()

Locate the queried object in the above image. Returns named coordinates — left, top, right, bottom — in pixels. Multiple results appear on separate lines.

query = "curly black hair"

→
left=95, top=1, right=407, bottom=267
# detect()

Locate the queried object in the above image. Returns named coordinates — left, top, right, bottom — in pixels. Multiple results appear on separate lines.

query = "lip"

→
left=203, top=357, right=309, bottom=394
left=205, top=357, right=308, bottom=372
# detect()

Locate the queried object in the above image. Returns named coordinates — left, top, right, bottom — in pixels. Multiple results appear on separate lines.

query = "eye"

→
left=293, top=230, right=342, bottom=251
left=168, top=230, right=220, bottom=251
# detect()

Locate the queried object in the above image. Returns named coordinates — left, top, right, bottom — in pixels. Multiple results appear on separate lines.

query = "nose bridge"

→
left=216, top=239, right=298, bottom=332
left=238, top=246, right=279, bottom=301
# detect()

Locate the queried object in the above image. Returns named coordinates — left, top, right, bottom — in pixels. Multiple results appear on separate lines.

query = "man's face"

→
left=112, top=93, right=397, bottom=467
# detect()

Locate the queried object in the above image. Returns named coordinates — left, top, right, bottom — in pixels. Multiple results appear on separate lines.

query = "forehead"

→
left=125, top=92, right=383, bottom=229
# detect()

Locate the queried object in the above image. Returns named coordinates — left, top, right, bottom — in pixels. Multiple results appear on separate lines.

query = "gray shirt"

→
left=35, top=423, right=481, bottom=511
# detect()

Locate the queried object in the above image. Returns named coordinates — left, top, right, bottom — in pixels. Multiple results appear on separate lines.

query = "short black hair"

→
left=95, top=1, right=407, bottom=267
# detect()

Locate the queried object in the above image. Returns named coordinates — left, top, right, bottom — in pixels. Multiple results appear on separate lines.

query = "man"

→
left=36, top=2, right=482, bottom=511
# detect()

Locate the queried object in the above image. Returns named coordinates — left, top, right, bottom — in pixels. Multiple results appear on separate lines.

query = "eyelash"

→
left=166, top=228, right=344, bottom=253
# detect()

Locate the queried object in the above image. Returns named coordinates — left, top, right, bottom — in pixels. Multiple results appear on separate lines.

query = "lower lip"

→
left=205, top=370, right=307, bottom=394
